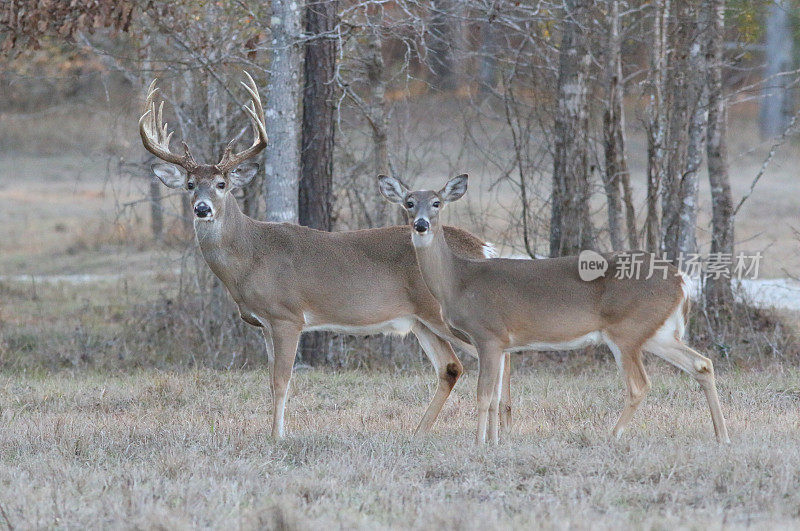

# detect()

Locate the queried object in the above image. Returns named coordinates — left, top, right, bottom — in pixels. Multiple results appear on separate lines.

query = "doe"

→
left=379, top=174, right=730, bottom=445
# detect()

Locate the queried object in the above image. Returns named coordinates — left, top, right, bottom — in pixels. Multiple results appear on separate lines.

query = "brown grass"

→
left=1, top=366, right=799, bottom=528
left=688, top=301, right=800, bottom=363
left=0, top=106, right=129, bottom=156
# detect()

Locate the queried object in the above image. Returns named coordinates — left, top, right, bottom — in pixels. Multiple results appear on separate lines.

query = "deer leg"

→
left=262, top=327, right=275, bottom=399
left=411, top=324, right=463, bottom=435
left=417, top=319, right=514, bottom=436
left=499, top=352, right=512, bottom=438
left=646, top=339, right=730, bottom=443
left=487, top=353, right=506, bottom=444
left=267, top=320, right=301, bottom=439
left=606, top=337, right=651, bottom=439
left=476, top=344, right=503, bottom=445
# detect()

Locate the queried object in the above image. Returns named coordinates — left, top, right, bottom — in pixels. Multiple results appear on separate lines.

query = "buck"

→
left=138, top=73, right=512, bottom=438
left=379, top=174, right=730, bottom=445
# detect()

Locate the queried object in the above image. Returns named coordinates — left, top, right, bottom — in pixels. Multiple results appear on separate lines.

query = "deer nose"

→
left=413, top=218, right=430, bottom=233
left=194, top=202, right=212, bottom=218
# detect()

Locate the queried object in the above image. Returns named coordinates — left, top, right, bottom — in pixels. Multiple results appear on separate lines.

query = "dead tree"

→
left=298, top=0, right=338, bottom=365
left=264, top=0, right=304, bottom=224
left=550, top=0, right=594, bottom=257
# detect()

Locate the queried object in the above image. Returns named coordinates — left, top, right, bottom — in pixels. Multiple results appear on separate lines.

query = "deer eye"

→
left=187, top=182, right=195, bottom=190
left=432, top=200, right=441, bottom=208
left=405, top=200, right=414, bottom=209
left=217, top=182, right=226, bottom=190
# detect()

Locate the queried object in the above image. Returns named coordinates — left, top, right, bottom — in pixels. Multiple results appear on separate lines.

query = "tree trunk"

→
left=645, top=0, right=669, bottom=253
left=359, top=7, right=399, bottom=357
left=428, top=0, right=457, bottom=91
left=367, top=31, right=389, bottom=178
left=677, top=93, right=704, bottom=258
left=141, top=36, right=163, bottom=242
left=149, top=178, right=164, bottom=240
left=550, top=0, right=593, bottom=257
left=298, top=0, right=338, bottom=365
left=760, top=0, right=795, bottom=139
left=602, top=0, right=630, bottom=252
left=241, top=178, right=262, bottom=218
left=478, top=20, right=498, bottom=96
left=365, top=7, right=392, bottom=227
left=173, top=74, right=197, bottom=235
left=660, top=0, right=694, bottom=260
left=299, top=0, right=336, bottom=233
left=180, top=195, right=193, bottom=234
left=264, top=0, right=303, bottom=224
left=621, top=173, right=638, bottom=250
left=678, top=23, right=707, bottom=258
left=705, top=0, right=735, bottom=315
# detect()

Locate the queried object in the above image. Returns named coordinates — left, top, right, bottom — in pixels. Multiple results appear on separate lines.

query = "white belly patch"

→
left=301, top=312, right=415, bottom=336
left=507, top=331, right=603, bottom=353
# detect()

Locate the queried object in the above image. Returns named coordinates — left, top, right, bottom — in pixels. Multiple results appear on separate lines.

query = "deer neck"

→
left=412, top=225, right=459, bottom=308
left=193, top=193, right=251, bottom=282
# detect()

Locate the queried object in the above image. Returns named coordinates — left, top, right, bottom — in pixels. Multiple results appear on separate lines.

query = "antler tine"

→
left=138, top=79, right=199, bottom=172
left=242, top=71, right=265, bottom=121
left=143, top=79, right=158, bottom=112
left=181, top=141, right=197, bottom=166
left=242, top=72, right=268, bottom=142
left=156, top=101, right=167, bottom=143
left=216, top=71, right=269, bottom=172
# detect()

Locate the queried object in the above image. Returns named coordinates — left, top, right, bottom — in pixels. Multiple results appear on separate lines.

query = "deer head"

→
left=378, top=174, right=468, bottom=246
left=139, top=72, right=268, bottom=222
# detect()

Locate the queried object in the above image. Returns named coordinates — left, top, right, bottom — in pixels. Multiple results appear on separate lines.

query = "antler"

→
left=215, top=71, right=269, bottom=172
left=138, top=79, right=199, bottom=172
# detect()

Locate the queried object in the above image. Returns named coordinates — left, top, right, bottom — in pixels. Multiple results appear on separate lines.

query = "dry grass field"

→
left=2, top=366, right=800, bottom=529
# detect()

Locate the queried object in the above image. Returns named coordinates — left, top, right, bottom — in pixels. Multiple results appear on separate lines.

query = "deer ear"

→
left=152, top=163, right=185, bottom=189
left=229, top=162, right=259, bottom=189
left=440, top=174, right=468, bottom=203
left=377, top=174, right=409, bottom=204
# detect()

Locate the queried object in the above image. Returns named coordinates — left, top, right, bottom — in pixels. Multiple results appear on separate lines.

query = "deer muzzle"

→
left=194, top=201, right=214, bottom=219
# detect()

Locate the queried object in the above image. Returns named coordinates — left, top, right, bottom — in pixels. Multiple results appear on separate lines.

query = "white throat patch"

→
left=411, top=231, right=434, bottom=248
